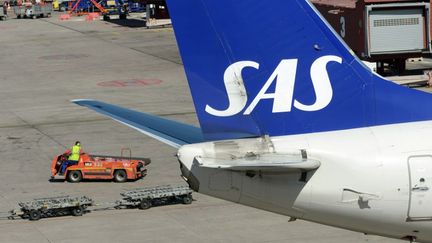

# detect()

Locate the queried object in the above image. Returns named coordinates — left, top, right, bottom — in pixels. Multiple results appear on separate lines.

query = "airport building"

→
left=312, top=0, right=432, bottom=74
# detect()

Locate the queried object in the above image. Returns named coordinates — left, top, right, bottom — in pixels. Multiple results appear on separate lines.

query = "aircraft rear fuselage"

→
left=178, top=121, right=432, bottom=242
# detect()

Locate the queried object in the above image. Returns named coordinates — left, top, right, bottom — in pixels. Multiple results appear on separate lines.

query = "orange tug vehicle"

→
left=50, top=149, right=151, bottom=183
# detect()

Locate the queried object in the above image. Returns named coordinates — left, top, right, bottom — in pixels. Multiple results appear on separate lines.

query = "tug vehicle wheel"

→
left=67, top=170, right=82, bottom=183
left=113, top=170, right=127, bottom=183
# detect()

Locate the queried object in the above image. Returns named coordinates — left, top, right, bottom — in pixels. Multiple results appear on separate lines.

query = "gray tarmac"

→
left=0, top=12, right=410, bottom=243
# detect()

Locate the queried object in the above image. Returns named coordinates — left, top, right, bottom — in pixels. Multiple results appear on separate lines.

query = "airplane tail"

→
left=167, top=0, right=432, bottom=141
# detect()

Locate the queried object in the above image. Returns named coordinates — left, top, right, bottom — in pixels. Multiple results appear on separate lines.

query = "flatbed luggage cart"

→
left=9, top=195, right=93, bottom=221
left=0, top=6, right=6, bottom=20
left=13, top=6, right=25, bottom=18
left=14, top=3, right=52, bottom=19
left=115, top=185, right=193, bottom=210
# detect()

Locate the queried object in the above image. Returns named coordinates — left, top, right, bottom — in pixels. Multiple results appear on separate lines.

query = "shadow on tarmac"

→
left=105, top=18, right=147, bottom=28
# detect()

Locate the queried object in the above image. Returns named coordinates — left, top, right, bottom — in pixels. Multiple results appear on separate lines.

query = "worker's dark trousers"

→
left=60, top=160, right=79, bottom=174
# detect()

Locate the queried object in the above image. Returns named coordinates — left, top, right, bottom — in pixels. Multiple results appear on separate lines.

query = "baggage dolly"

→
left=2, top=185, right=193, bottom=221
left=9, top=195, right=93, bottom=221
left=0, top=6, right=6, bottom=20
left=14, top=3, right=52, bottom=19
left=115, top=185, right=193, bottom=210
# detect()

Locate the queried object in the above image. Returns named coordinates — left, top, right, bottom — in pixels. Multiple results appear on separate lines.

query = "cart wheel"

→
left=139, top=199, right=151, bottom=210
left=103, top=15, right=110, bottom=21
left=29, top=210, right=41, bottom=221
left=17, top=15, right=21, bottom=19
left=182, top=195, right=193, bottom=205
left=71, top=206, right=83, bottom=216
left=113, top=170, right=127, bottom=183
left=67, top=170, right=82, bottom=183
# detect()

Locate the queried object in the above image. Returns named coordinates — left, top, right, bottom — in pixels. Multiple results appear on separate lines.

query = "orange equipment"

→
left=50, top=149, right=150, bottom=183
left=68, top=0, right=107, bottom=16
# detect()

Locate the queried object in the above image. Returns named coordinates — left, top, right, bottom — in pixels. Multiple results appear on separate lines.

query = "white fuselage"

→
left=177, top=121, right=432, bottom=242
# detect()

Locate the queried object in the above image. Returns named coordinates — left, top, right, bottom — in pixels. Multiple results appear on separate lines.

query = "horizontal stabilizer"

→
left=195, top=154, right=320, bottom=172
left=72, top=99, right=205, bottom=148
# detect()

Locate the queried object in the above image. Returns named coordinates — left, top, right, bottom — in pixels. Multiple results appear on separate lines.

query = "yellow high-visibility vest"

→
left=68, top=145, right=81, bottom=161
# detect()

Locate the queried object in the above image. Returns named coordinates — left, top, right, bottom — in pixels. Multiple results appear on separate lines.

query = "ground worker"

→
left=59, top=141, right=82, bottom=175
left=3, top=1, right=8, bottom=15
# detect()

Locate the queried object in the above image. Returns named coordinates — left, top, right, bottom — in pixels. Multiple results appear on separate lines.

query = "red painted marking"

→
left=97, top=79, right=163, bottom=87
left=0, top=25, right=17, bottom=30
left=59, top=14, right=71, bottom=20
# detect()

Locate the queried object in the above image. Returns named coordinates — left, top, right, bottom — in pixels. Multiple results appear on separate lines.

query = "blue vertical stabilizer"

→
left=166, top=0, right=432, bottom=140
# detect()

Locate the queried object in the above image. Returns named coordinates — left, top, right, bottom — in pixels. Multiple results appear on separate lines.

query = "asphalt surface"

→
left=0, top=12, right=416, bottom=243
